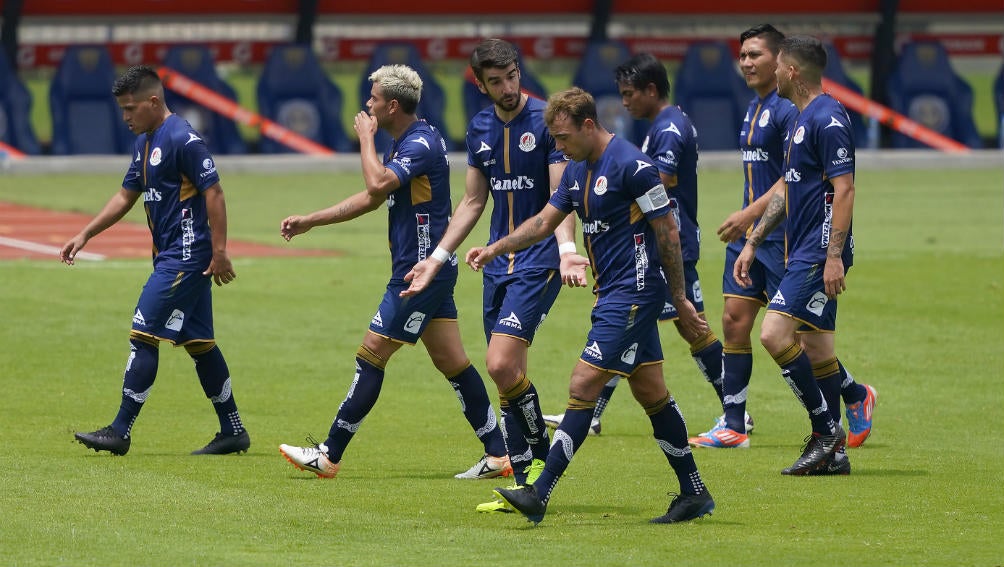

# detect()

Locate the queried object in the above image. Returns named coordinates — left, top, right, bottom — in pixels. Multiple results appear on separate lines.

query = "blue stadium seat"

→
left=162, top=45, right=247, bottom=155
left=673, top=40, right=753, bottom=151
left=994, top=61, right=1003, bottom=148
left=886, top=40, right=982, bottom=149
left=571, top=39, right=646, bottom=146
left=49, top=46, right=134, bottom=155
left=360, top=41, right=454, bottom=153
left=256, top=44, right=354, bottom=153
left=823, top=42, right=871, bottom=147
left=463, top=49, right=548, bottom=124
left=0, top=53, right=41, bottom=154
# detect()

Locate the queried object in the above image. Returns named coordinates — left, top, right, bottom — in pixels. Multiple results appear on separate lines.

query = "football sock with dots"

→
left=111, top=336, right=160, bottom=438
left=691, top=331, right=725, bottom=403
left=591, top=376, right=619, bottom=421
left=189, top=343, right=244, bottom=436
left=447, top=363, right=507, bottom=457
left=773, top=343, right=836, bottom=436
left=722, top=343, right=754, bottom=433
left=647, top=394, right=704, bottom=495
left=325, top=348, right=386, bottom=463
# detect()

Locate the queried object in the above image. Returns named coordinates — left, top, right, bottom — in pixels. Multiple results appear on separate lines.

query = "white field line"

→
left=0, top=236, right=106, bottom=261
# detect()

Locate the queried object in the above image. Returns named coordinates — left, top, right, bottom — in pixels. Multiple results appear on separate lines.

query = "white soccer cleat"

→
left=279, top=442, right=340, bottom=479
left=542, top=413, right=601, bottom=435
left=455, top=454, right=513, bottom=479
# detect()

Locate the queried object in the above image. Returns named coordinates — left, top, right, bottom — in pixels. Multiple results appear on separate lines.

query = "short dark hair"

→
left=779, top=35, right=827, bottom=82
left=740, top=24, right=786, bottom=55
left=544, top=87, right=597, bottom=129
left=470, top=38, right=519, bottom=83
left=614, top=52, right=670, bottom=99
left=112, top=65, right=162, bottom=97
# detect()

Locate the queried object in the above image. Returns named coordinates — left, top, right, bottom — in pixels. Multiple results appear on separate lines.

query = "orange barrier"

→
left=821, top=77, right=970, bottom=153
left=156, top=66, right=335, bottom=156
left=0, top=140, right=27, bottom=160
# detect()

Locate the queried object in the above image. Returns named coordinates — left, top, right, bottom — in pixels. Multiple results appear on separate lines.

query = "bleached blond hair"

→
left=368, top=64, right=423, bottom=114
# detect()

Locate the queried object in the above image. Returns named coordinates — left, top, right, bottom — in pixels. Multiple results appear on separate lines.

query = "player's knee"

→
left=485, top=354, right=520, bottom=384
left=184, top=340, right=216, bottom=356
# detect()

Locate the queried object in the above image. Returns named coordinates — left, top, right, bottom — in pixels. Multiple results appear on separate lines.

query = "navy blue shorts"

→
left=131, top=268, right=214, bottom=344
left=482, top=268, right=562, bottom=345
left=767, top=260, right=842, bottom=332
left=579, top=300, right=663, bottom=376
left=368, top=278, right=458, bottom=345
left=722, top=239, right=786, bottom=305
left=659, top=261, right=706, bottom=321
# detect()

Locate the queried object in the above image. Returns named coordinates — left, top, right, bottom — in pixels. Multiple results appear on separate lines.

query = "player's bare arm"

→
left=550, top=161, right=588, bottom=287
left=734, top=188, right=786, bottom=287
left=60, top=188, right=140, bottom=265
left=651, top=212, right=708, bottom=337
left=718, top=176, right=784, bottom=243
left=469, top=203, right=566, bottom=271
left=823, top=173, right=855, bottom=298
left=281, top=190, right=387, bottom=241
left=203, top=184, right=236, bottom=286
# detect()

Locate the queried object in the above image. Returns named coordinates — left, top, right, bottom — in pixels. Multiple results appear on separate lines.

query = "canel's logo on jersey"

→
left=582, top=219, right=609, bottom=234
left=519, top=132, right=536, bottom=152
left=633, top=160, right=653, bottom=176
left=476, top=141, right=492, bottom=154
left=490, top=176, right=535, bottom=191
left=742, top=148, right=770, bottom=162
left=758, top=108, right=771, bottom=128
left=412, top=136, right=431, bottom=150
left=186, top=133, right=202, bottom=145
left=793, top=126, right=806, bottom=144
left=784, top=168, right=802, bottom=183
left=403, top=311, right=426, bottom=334
left=143, top=188, right=162, bottom=202
left=149, top=147, right=162, bottom=166
left=593, top=176, right=608, bottom=195
left=661, top=122, right=682, bottom=136
left=825, top=116, right=845, bottom=129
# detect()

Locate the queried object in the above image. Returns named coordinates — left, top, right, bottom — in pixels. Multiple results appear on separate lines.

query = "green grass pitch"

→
left=0, top=164, right=1001, bottom=566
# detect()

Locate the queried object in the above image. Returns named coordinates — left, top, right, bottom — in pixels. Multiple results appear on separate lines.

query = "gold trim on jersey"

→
left=180, top=174, right=197, bottom=201
left=411, top=175, right=432, bottom=205
left=506, top=192, right=516, bottom=274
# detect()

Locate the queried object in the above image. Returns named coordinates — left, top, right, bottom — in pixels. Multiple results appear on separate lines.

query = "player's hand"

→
left=733, top=243, right=756, bottom=288
left=401, top=258, right=442, bottom=297
left=204, top=251, right=236, bottom=286
left=717, top=209, right=751, bottom=243
left=559, top=253, right=590, bottom=287
left=59, top=233, right=88, bottom=265
left=280, top=215, right=312, bottom=241
left=466, top=245, right=495, bottom=272
left=673, top=298, right=709, bottom=338
left=823, top=256, right=846, bottom=299
left=353, top=111, right=378, bottom=139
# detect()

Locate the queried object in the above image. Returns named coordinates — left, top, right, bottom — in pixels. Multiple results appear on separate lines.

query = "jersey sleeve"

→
left=649, top=121, right=686, bottom=177
left=629, top=158, right=671, bottom=221
left=178, top=133, right=220, bottom=191
left=121, top=148, right=143, bottom=191
left=817, top=108, right=855, bottom=180
left=547, top=167, right=575, bottom=214
left=385, top=134, right=434, bottom=186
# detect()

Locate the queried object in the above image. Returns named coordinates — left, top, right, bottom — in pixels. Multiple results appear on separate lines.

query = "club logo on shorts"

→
left=404, top=311, right=426, bottom=334
left=806, top=291, right=828, bottom=316
left=165, top=309, right=185, bottom=331
left=583, top=341, right=603, bottom=360
left=518, top=132, right=536, bottom=152
left=620, top=343, right=638, bottom=365
left=149, top=147, right=162, bottom=166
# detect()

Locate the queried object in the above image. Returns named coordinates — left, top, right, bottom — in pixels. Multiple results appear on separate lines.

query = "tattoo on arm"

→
left=748, top=191, right=786, bottom=247
left=827, top=227, right=847, bottom=257
left=503, top=215, right=546, bottom=252
left=653, top=218, right=687, bottom=302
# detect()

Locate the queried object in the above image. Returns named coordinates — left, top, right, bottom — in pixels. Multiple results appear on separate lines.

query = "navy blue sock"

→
left=111, top=337, right=159, bottom=438
left=773, top=343, right=835, bottom=436
left=325, top=349, right=385, bottom=463
left=189, top=342, right=244, bottom=436
left=500, top=401, right=532, bottom=484
left=533, top=400, right=594, bottom=506
left=812, top=357, right=843, bottom=424
left=691, top=331, right=725, bottom=403
left=592, top=376, right=619, bottom=421
left=722, top=344, right=753, bottom=433
left=501, top=374, right=550, bottom=462
left=648, top=395, right=706, bottom=495
left=448, top=364, right=507, bottom=457
left=837, top=359, right=867, bottom=405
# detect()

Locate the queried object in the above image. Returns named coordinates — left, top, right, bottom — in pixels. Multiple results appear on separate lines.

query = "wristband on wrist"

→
left=558, top=242, right=577, bottom=256
left=431, top=246, right=452, bottom=263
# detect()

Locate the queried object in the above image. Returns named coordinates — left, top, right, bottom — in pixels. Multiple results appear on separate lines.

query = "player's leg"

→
left=662, top=263, right=725, bottom=404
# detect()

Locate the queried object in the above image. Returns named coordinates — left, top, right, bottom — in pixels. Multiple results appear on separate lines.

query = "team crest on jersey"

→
left=518, top=132, right=536, bottom=152
left=476, top=141, right=492, bottom=154
left=793, top=126, right=806, bottom=144
left=620, top=343, right=638, bottom=365
left=404, top=311, right=426, bottom=334
left=759, top=109, right=771, bottom=127
left=149, top=147, right=162, bottom=166
left=593, top=176, right=608, bottom=195
left=583, top=341, right=603, bottom=360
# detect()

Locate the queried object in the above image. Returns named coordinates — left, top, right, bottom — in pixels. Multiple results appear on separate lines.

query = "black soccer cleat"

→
left=782, top=425, right=847, bottom=476
left=494, top=484, right=547, bottom=524
left=807, top=451, right=851, bottom=476
left=192, top=430, right=251, bottom=455
left=650, top=491, right=715, bottom=524
left=75, top=425, right=130, bottom=456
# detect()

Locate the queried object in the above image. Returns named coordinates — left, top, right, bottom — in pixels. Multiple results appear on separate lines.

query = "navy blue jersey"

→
left=549, top=136, right=670, bottom=306
left=640, top=105, right=700, bottom=262
left=467, top=97, right=567, bottom=275
left=739, top=89, right=798, bottom=244
left=383, top=120, right=458, bottom=282
left=783, top=94, right=855, bottom=267
left=122, top=114, right=220, bottom=271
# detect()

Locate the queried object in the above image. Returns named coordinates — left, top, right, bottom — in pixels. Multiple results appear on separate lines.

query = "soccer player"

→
left=703, top=25, right=876, bottom=459
left=277, top=64, right=511, bottom=480
left=472, top=87, right=715, bottom=524
left=543, top=52, right=743, bottom=438
left=62, top=65, right=249, bottom=456
left=401, top=39, right=586, bottom=500
left=733, top=35, right=856, bottom=475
